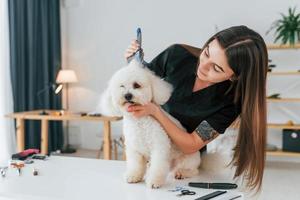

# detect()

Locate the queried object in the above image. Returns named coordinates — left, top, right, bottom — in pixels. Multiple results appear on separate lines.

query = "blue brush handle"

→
left=127, top=28, right=147, bottom=66
left=135, top=28, right=143, bottom=62
left=136, top=28, right=142, bottom=47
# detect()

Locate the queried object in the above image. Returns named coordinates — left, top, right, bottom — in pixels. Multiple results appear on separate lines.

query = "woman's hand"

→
left=124, top=39, right=144, bottom=61
left=127, top=102, right=160, bottom=118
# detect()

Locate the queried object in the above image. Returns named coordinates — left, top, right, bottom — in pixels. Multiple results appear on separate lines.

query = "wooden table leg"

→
left=16, top=118, right=25, bottom=152
left=41, top=120, right=49, bottom=155
left=103, top=121, right=112, bottom=160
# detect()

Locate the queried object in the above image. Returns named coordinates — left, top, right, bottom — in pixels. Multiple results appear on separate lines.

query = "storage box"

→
left=282, top=129, right=300, bottom=152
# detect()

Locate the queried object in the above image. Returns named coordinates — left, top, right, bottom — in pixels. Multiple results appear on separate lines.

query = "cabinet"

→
left=266, top=43, right=300, bottom=157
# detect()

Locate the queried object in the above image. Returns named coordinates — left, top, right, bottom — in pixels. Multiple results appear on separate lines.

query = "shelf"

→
left=267, top=123, right=300, bottom=129
left=264, top=44, right=300, bottom=158
left=267, top=43, right=300, bottom=50
left=230, top=123, right=300, bottom=129
left=267, top=71, right=300, bottom=75
left=267, top=150, right=300, bottom=157
left=267, top=98, right=300, bottom=102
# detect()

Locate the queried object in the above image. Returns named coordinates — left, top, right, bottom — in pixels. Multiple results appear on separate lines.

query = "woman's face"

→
left=197, top=39, right=235, bottom=83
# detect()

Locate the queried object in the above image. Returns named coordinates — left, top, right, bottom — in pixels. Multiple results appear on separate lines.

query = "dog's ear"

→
left=148, top=72, right=173, bottom=105
left=98, top=88, right=122, bottom=117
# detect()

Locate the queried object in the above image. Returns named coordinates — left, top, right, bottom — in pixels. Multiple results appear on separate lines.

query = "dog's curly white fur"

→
left=100, top=60, right=201, bottom=188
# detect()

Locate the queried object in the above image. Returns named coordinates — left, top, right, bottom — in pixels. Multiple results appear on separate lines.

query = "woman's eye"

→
left=120, top=85, right=125, bottom=88
left=213, top=65, right=221, bottom=73
left=133, top=82, right=141, bottom=89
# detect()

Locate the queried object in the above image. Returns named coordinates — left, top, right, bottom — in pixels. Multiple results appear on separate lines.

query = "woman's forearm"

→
left=153, top=107, right=205, bottom=154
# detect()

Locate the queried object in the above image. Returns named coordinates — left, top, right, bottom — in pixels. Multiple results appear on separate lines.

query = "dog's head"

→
left=100, top=60, right=173, bottom=116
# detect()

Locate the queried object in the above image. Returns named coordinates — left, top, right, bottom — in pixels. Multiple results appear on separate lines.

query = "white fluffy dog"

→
left=100, top=60, right=201, bottom=188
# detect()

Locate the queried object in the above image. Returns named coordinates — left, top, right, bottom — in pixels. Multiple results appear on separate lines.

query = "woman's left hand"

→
left=127, top=102, right=159, bottom=118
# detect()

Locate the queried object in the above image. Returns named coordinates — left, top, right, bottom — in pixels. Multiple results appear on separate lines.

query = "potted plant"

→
left=266, top=6, right=300, bottom=46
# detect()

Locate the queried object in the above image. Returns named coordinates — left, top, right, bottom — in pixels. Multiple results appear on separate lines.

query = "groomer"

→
left=124, top=25, right=268, bottom=192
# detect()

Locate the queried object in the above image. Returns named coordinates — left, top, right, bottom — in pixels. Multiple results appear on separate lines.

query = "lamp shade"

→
left=56, top=69, right=78, bottom=83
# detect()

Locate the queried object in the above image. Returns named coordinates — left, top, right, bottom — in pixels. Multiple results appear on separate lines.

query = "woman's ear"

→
left=148, top=72, right=173, bottom=105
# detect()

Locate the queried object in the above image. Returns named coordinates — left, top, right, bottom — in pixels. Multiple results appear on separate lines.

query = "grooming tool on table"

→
left=195, top=190, right=227, bottom=200
left=12, top=149, right=39, bottom=160
left=24, top=159, right=34, bottom=164
left=168, top=186, right=187, bottom=192
left=228, top=195, right=242, bottom=200
left=31, top=154, right=47, bottom=160
left=33, top=168, right=39, bottom=176
left=10, top=161, right=24, bottom=176
left=188, top=182, right=238, bottom=190
left=176, top=189, right=196, bottom=197
left=0, top=167, right=8, bottom=178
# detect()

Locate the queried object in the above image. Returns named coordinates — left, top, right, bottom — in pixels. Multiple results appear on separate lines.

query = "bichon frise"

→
left=100, top=60, right=201, bottom=188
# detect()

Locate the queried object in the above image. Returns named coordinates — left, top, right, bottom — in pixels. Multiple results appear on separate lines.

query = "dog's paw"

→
left=124, top=172, right=143, bottom=183
left=175, top=171, right=185, bottom=180
left=146, top=176, right=165, bottom=189
left=174, top=169, right=199, bottom=179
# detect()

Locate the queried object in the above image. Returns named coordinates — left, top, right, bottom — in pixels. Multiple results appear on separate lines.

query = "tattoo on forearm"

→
left=195, top=120, right=219, bottom=141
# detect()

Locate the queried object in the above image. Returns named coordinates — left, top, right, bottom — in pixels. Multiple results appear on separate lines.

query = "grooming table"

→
left=0, top=156, right=244, bottom=200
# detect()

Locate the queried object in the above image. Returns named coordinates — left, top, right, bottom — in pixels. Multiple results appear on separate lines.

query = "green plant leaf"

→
left=271, top=6, right=300, bottom=44
left=289, top=31, right=295, bottom=45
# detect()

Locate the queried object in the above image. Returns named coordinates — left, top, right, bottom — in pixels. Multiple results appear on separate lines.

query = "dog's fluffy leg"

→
left=172, top=152, right=201, bottom=179
left=124, top=148, right=147, bottom=184
left=145, top=150, right=170, bottom=189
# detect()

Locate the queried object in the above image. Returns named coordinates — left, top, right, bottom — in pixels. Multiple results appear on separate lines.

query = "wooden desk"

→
left=5, top=110, right=122, bottom=159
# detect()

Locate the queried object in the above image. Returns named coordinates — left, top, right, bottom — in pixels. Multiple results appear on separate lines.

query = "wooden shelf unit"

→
left=266, top=44, right=300, bottom=157
left=267, top=123, right=300, bottom=129
left=229, top=123, right=300, bottom=130
left=267, top=43, right=300, bottom=50
left=267, top=98, right=300, bottom=102
left=268, top=71, right=300, bottom=75
left=267, top=150, right=300, bottom=157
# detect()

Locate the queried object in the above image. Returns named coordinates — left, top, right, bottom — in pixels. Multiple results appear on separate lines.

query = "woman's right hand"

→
left=124, top=39, right=143, bottom=60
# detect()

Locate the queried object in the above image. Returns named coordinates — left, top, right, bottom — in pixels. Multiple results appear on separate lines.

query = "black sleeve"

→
left=205, top=104, right=240, bottom=134
left=145, top=45, right=177, bottom=78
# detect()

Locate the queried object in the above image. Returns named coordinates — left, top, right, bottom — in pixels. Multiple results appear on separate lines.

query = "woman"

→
left=124, top=25, right=268, bottom=191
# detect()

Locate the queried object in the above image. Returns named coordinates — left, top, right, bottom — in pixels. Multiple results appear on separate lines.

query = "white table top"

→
left=0, top=156, right=243, bottom=200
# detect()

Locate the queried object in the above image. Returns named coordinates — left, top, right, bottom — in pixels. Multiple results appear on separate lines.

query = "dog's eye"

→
left=133, top=82, right=141, bottom=89
left=120, top=85, right=125, bottom=88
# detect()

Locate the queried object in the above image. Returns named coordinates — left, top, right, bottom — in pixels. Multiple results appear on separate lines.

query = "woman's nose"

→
left=199, top=55, right=211, bottom=71
left=201, top=61, right=211, bottom=72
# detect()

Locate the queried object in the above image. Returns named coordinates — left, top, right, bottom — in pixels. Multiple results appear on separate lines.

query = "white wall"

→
left=60, top=0, right=300, bottom=150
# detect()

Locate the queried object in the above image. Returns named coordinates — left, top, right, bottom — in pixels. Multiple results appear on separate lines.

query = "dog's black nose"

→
left=124, top=93, right=133, bottom=101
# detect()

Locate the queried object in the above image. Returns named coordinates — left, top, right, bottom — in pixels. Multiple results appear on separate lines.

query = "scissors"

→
left=168, top=186, right=187, bottom=192
left=176, top=189, right=196, bottom=197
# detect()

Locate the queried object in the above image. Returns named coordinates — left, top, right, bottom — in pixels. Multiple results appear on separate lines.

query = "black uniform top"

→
left=146, top=44, right=241, bottom=134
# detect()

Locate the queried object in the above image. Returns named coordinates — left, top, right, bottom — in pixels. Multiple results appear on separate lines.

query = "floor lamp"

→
left=56, top=69, right=78, bottom=153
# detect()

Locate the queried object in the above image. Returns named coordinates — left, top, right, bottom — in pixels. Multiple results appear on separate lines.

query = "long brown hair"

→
left=202, top=26, right=268, bottom=192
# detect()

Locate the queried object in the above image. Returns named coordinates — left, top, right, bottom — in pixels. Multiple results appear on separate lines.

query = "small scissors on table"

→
left=168, top=186, right=187, bottom=192
left=176, top=189, right=196, bottom=197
